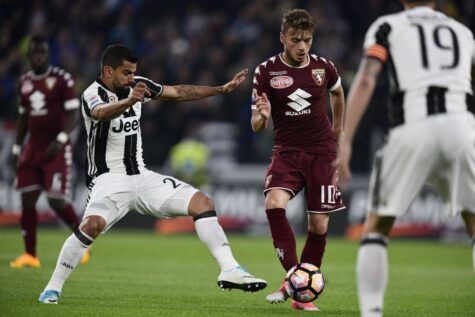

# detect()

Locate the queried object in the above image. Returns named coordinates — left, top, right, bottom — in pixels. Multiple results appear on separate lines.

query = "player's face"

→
left=27, top=42, right=49, bottom=72
left=110, top=60, right=137, bottom=92
left=280, top=28, right=313, bottom=66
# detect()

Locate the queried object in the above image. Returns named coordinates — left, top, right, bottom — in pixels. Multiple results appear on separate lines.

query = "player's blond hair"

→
left=281, top=9, right=316, bottom=33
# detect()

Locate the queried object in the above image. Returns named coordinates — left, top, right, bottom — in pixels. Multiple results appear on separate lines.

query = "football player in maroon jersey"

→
left=251, top=9, right=346, bottom=311
left=10, top=34, right=89, bottom=268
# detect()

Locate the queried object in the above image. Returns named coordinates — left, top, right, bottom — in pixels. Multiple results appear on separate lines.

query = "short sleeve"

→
left=134, top=76, right=163, bottom=102
left=325, top=60, right=341, bottom=92
left=17, top=82, right=26, bottom=115
left=363, top=17, right=391, bottom=63
left=82, top=86, right=107, bottom=117
left=61, top=72, right=80, bottom=110
left=251, top=63, right=270, bottom=110
left=472, top=34, right=475, bottom=65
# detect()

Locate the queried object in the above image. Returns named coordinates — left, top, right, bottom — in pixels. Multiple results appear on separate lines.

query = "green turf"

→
left=0, top=228, right=473, bottom=316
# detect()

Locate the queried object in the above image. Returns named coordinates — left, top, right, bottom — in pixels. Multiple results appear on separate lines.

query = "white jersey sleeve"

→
left=362, top=7, right=475, bottom=128
left=82, top=84, right=107, bottom=117
left=362, top=17, right=391, bottom=63
left=134, top=76, right=163, bottom=102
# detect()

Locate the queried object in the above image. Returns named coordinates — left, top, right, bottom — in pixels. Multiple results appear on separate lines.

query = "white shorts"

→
left=367, top=112, right=475, bottom=218
left=83, top=169, right=199, bottom=232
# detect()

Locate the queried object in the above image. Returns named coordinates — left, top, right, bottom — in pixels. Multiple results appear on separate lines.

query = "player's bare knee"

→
left=48, top=197, right=66, bottom=212
left=79, top=216, right=106, bottom=239
left=265, top=193, right=288, bottom=209
left=308, top=213, right=329, bottom=234
left=364, top=214, right=394, bottom=236
left=307, top=221, right=328, bottom=234
left=461, top=211, right=475, bottom=237
left=21, top=190, right=41, bottom=210
left=188, top=192, right=215, bottom=217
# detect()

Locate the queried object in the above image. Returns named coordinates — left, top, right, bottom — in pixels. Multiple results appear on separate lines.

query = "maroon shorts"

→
left=16, top=144, right=73, bottom=199
left=264, top=151, right=345, bottom=213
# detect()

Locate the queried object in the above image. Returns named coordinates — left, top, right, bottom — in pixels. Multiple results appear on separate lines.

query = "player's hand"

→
left=338, top=138, right=352, bottom=189
left=221, top=68, right=248, bottom=93
left=45, top=141, right=63, bottom=162
left=256, top=93, right=271, bottom=120
left=128, top=82, right=151, bottom=105
left=10, top=154, right=19, bottom=173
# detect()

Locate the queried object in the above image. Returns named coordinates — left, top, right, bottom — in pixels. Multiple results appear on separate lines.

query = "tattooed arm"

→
left=338, top=57, right=383, bottom=186
left=157, top=69, right=248, bottom=101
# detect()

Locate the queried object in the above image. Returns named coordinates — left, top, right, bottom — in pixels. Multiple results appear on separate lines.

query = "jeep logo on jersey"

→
left=287, top=88, right=312, bottom=112
left=312, top=69, right=325, bottom=86
left=112, top=117, right=139, bottom=135
left=270, top=76, right=294, bottom=89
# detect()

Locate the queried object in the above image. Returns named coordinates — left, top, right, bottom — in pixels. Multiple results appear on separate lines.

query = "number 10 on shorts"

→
left=320, top=185, right=337, bottom=204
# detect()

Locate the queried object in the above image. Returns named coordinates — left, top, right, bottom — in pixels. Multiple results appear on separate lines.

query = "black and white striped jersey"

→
left=81, top=76, right=163, bottom=186
left=363, top=6, right=475, bottom=127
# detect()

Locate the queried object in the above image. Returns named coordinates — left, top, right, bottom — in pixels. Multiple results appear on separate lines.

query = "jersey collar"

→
left=29, top=66, right=52, bottom=80
left=279, top=53, right=310, bottom=68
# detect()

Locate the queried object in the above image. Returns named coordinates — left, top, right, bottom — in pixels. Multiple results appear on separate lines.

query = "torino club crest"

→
left=312, top=68, right=325, bottom=86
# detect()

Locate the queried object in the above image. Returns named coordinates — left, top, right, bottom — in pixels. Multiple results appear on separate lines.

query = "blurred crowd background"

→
left=1, top=0, right=474, bottom=175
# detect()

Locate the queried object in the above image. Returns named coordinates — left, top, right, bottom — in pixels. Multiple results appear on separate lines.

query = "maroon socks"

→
left=301, top=230, right=327, bottom=267
left=266, top=208, right=298, bottom=271
left=21, top=208, right=37, bottom=256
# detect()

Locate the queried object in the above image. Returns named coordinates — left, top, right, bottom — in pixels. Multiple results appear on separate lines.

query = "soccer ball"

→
left=284, top=263, right=324, bottom=303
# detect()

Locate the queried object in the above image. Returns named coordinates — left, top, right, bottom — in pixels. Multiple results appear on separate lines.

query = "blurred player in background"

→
left=10, top=34, right=89, bottom=269
left=338, top=0, right=475, bottom=316
left=39, top=44, right=266, bottom=304
left=251, top=9, right=346, bottom=311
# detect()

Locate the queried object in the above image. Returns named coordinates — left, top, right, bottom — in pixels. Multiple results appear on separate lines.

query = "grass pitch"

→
left=0, top=228, right=473, bottom=316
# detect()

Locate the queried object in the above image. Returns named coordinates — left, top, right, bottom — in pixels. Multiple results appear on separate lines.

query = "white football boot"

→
left=217, top=265, right=267, bottom=292
left=38, top=290, right=61, bottom=304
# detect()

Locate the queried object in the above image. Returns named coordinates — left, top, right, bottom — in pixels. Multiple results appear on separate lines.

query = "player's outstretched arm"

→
left=158, top=68, right=248, bottom=101
left=91, top=82, right=150, bottom=120
left=251, top=93, right=271, bottom=133
left=339, top=57, right=383, bottom=187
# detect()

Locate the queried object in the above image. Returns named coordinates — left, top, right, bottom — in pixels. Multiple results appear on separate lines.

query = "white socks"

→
left=44, top=231, right=92, bottom=292
left=194, top=216, right=239, bottom=271
left=357, top=233, right=388, bottom=317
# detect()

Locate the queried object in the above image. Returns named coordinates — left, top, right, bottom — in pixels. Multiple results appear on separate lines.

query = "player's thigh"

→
left=438, top=114, right=475, bottom=216
left=16, top=163, right=42, bottom=192
left=303, top=153, right=344, bottom=213
left=264, top=151, right=304, bottom=198
left=137, top=170, right=198, bottom=218
left=368, top=125, right=437, bottom=217
left=83, top=173, right=133, bottom=233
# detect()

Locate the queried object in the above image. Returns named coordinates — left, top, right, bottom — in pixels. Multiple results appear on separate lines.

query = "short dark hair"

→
left=404, top=0, right=435, bottom=4
left=281, top=9, right=316, bottom=33
left=101, top=44, right=138, bottom=69
left=29, top=34, right=49, bottom=46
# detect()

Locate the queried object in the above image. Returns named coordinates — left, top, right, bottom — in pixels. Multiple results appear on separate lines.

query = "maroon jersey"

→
left=18, top=66, right=79, bottom=163
left=252, top=54, right=341, bottom=154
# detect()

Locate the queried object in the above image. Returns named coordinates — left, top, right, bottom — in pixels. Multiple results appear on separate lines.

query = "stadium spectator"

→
left=338, top=0, right=475, bottom=316
left=251, top=9, right=345, bottom=311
